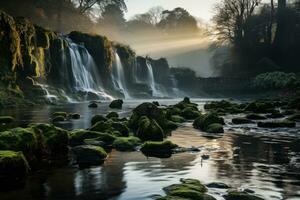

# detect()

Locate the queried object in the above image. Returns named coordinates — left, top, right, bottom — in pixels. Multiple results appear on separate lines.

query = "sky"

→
left=125, top=0, right=219, bottom=22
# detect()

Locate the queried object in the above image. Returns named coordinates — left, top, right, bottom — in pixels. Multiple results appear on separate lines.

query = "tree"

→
left=213, top=0, right=262, bottom=45
left=73, top=0, right=126, bottom=15
left=98, top=4, right=126, bottom=29
left=147, top=6, right=164, bottom=25
left=158, top=7, right=198, bottom=34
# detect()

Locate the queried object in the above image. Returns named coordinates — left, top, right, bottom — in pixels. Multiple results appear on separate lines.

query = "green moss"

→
left=206, top=123, right=224, bottom=133
left=224, top=191, right=264, bottom=200
left=140, top=140, right=177, bottom=157
left=72, top=145, right=107, bottom=166
left=0, top=150, right=30, bottom=178
left=53, top=112, right=68, bottom=118
left=111, top=122, right=129, bottom=137
left=159, top=179, right=215, bottom=200
left=170, top=115, right=185, bottom=123
left=113, top=136, right=141, bottom=151
left=52, top=116, right=66, bottom=122
left=91, top=115, right=107, bottom=125
left=193, top=113, right=224, bottom=132
left=106, top=112, right=119, bottom=119
left=0, top=116, right=14, bottom=124
left=30, top=123, right=69, bottom=154
left=245, top=102, right=275, bottom=113
left=181, top=107, right=201, bottom=120
left=137, top=116, right=164, bottom=141
left=69, top=129, right=115, bottom=146
left=90, top=121, right=113, bottom=132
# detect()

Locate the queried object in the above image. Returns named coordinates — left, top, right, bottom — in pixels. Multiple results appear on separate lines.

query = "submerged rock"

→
left=232, top=118, right=254, bottom=124
left=0, top=116, right=14, bottom=124
left=112, top=136, right=141, bottom=151
left=109, top=99, right=123, bottom=109
left=52, top=112, right=67, bottom=118
left=266, top=111, right=284, bottom=119
left=246, top=114, right=267, bottom=120
left=245, top=102, right=275, bottom=113
left=288, top=113, right=300, bottom=121
left=224, top=191, right=264, bottom=200
left=257, top=120, right=296, bottom=128
left=140, top=140, right=177, bottom=158
left=206, top=182, right=230, bottom=189
left=72, top=145, right=107, bottom=166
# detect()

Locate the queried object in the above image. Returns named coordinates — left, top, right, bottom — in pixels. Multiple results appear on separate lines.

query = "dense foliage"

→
left=253, top=71, right=299, bottom=89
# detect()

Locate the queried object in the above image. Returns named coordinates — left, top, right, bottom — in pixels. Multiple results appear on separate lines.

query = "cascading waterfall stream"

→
left=112, top=52, right=131, bottom=99
left=145, top=60, right=163, bottom=97
left=66, top=38, right=113, bottom=100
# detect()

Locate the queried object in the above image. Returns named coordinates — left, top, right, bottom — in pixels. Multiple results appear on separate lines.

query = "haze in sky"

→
left=125, top=0, right=218, bottom=22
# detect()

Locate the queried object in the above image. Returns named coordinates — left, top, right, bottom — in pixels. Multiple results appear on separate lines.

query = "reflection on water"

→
left=0, top=99, right=300, bottom=200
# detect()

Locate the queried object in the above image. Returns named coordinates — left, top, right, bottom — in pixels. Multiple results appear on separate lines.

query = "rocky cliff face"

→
left=0, top=11, right=177, bottom=105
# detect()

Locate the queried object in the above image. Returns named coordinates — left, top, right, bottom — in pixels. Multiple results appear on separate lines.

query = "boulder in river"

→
left=232, top=118, right=254, bottom=124
left=91, top=115, right=107, bottom=125
left=109, top=99, right=123, bottom=109
left=72, top=145, right=107, bottom=166
left=112, top=136, right=141, bottom=151
left=0, top=116, right=14, bottom=124
left=136, top=116, right=164, bottom=141
left=140, top=140, right=177, bottom=158
left=224, top=191, right=264, bottom=200
left=257, top=120, right=296, bottom=128
left=246, top=114, right=267, bottom=120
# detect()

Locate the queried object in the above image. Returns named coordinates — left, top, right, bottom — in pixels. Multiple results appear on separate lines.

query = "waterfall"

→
left=145, top=60, right=163, bottom=97
left=112, top=52, right=130, bottom=99
left=65, top=38, right=113, bottom=100
left=36, top=83, right=58, bottom=103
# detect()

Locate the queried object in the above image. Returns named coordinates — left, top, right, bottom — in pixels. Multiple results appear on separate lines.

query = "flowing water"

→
left=66, top=39, right=113, bottom=100
left=0, top=99, right=300, bottom=200
left=112, top=52, right=131, bottom=99
left=145, top=60, right=163, bottom=98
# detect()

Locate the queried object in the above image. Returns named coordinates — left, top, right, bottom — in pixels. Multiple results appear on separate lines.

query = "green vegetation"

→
left=193, top=113, right=224, bottom=133
left=72, top=145, right=107, bottom=166
left=253, top=72, right=299, bottom=90
left=112, top=136, right=141, bottom=151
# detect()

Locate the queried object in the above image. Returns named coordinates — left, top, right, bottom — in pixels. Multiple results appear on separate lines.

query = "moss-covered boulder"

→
left=106, top=112, right=119, bottom=119
left=109, top=99, right=123, bottom=109
left=232, top=118, right=254, bottom=124
left=111, top=122, right=129, bottom=137
left=52, top=116, right=66, bottom=122
left=170, top=115, right=186, bottom=123
left=224, top=191, right=264, bottom=200
left=206, top=123, right=224, bottom=133
left=30, top=123, right=69, bottom=155
left=158, top=178, right=216, bottom=200
left=206, top=182, right=230, bottom=189
left=0, top=116, right=14, bottom=124
left=52, top=112, right=67, bottom=118
left=140, top=140, right=177, bottom=158
left=90, top=121, right=112, bottom=132
left=245, top=102, right=275, bottom=113
left=72, top=145, right=107, bottom=166
left=204, top=100, right=243, bottom=114
left=246, top=114, right=267, bottom=120
left=69, top=129, right=115, bottom=146
left=112, top=137, right=141, bottom=151
left=257, top=120, right=296, bottom=128
left=0, top=151, right=30, bottom=181
left=91, top=115, right=107, bottom=125
left=137, top=116, right=164, bottom=141
left=193, top=113, right=224, bottom=133
left=181, top=107, right=201, bottom=120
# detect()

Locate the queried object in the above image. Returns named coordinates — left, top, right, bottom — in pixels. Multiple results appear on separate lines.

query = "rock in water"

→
left=109, top=99, right=123, bottom=109
left=72, top=145, right=107, bottom=166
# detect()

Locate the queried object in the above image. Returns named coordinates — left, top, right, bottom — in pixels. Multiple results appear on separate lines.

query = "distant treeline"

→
left=212, top=0, right=300, bottom=77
